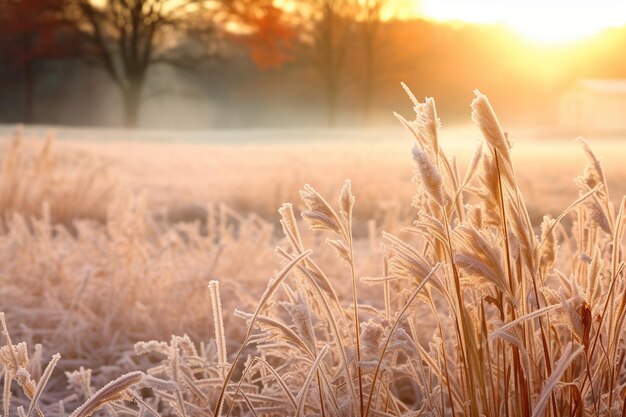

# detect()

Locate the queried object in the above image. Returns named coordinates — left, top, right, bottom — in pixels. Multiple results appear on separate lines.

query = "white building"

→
left=560, top=79, right=626, bottom=133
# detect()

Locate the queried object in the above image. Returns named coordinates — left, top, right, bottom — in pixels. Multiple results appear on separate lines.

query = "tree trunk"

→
left=122, top=82, right=143, bottom=128
left=362, top=49, right=374, bottom=125
left=21, top=34, right=35, bottom=124
left=360, top=18, right=379, bottom=126
left=326, top=81, right=339, bottom=127
left=22, top=61, right=35, bottom=124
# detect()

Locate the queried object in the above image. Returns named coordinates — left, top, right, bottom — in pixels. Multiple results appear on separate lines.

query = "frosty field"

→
left=4, top=124, right=625, bottom=224
left=1, top=103, right=626, bottom=417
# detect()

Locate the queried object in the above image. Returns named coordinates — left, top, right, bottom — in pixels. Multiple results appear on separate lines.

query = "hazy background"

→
left=2, top=4, right=626, bottom=410
left=0, top=0, right=625, bottom=133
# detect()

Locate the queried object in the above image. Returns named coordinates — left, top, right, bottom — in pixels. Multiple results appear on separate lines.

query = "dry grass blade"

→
left=67, top=372, right=175, bottom=417
left=254, top=358, right=298, bottom=410
left=234, top=310, right=314, bottom=358
left=69, top=371, right=145, bottom=417
left=295, top=344, right=330, bottom=417
left=209, top=281, right=228, bottom=379
left=0, top=313, right=19, bottom=372
left=490, top=304, right=560, bottom=342
left=3, top=368, right=11, bottom=417
left=213, top=250, right=312, bottom=417
left=531, top=344, right=583, bottom=417
left=25, top=353, right=60, bottom=417
left=127, top=391, right=160, bottom=417
left=365, top=264, right=440, bottom=417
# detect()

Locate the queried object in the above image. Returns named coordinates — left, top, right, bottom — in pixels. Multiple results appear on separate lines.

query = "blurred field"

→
left=1, top=122, right=626, bottom=415
left=2, top=124, right=624, bottom=226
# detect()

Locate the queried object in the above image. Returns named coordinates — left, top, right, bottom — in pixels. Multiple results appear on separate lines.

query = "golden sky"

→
left=410, top=0, right=626, bottom=43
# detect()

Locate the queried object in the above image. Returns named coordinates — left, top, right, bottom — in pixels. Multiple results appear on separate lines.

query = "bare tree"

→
left=0, top=0, right=71, bottom=123
left=356, top=0, right=396, bottom=124
left=298, top=0, right=358, bottom=127
left=63, top=0, right=226, bottom=128
left=292, top=0, right=398, bottom=126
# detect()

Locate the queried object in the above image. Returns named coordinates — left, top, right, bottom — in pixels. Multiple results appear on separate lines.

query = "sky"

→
left=413, top=0, right=626, bottom=43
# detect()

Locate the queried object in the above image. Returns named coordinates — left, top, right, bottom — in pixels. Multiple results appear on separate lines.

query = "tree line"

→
left=1, top=0, right=625, bottom=129
left=0, top=0, right=402, bottom=128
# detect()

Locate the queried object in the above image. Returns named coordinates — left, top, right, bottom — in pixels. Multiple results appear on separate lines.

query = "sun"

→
left=415, top=0, right=626, bottom=44
left=504, top=4, right=625, bottom=44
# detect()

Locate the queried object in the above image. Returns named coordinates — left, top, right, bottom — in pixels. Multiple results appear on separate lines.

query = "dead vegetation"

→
left=2, top=89, right=626, bottom=416
left=0, top=127, right=112, bottom=228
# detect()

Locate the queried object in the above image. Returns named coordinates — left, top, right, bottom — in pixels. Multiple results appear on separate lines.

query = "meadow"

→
left=1, top=92, right=626, bottom=416
left=5, top=124, right=626, bottom=226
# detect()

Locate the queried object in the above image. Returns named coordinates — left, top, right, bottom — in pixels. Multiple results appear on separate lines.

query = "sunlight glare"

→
left=417, top=1, right=626, bottom=44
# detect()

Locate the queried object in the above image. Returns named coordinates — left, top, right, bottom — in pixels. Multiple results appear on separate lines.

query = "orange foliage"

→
left=240, top=4, right=296, bottom=70
left=0, top=0, right=71, bottom=66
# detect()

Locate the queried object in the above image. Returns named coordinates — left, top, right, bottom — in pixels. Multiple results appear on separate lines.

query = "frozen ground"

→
left=1, top=123, right=625, bottom=224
